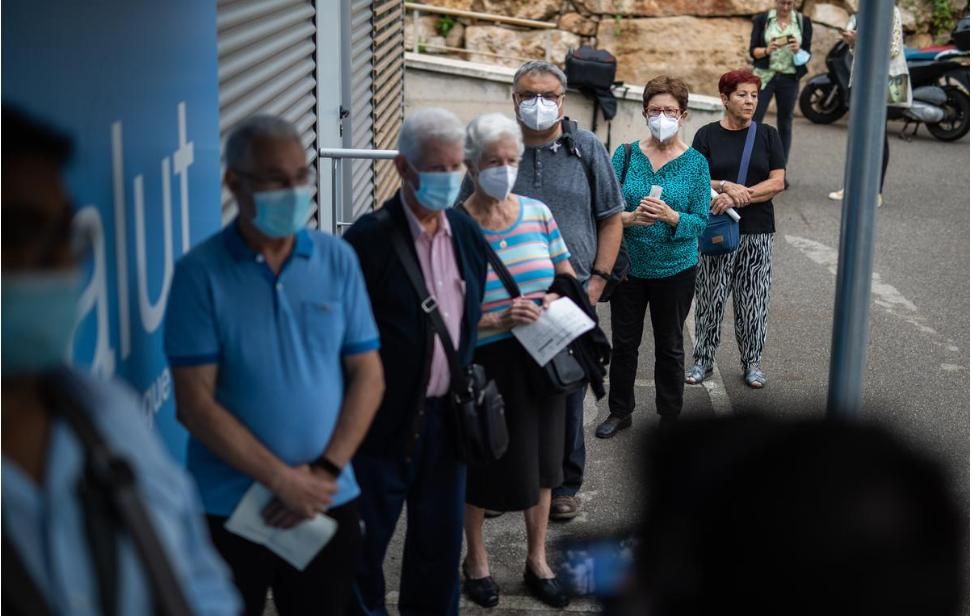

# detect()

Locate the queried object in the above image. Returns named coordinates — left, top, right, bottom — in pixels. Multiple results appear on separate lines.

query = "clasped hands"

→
left=623, top=196, right=679, bottom=228
left=712, top=181, right=753, bottom=214
left=262, top=463, right=338, bottom=529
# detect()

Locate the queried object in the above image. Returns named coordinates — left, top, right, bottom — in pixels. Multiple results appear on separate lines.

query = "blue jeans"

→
left=350, top=397, right=466, bottom=616
left=553, top=386, right=586, bottom=498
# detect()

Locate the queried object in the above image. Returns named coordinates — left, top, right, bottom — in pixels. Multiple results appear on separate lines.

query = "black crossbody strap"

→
left=376, top=208, right=468, bottom=397
left=620, top=142, right=633, bottom=186
left=45, top=375, right=194, bottom=616
left=2, top=536, right=52, bottom=616
left=456, top=205, right=522, bottom=300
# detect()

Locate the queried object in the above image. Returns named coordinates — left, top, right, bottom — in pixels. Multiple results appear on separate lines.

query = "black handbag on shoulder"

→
left=376, top=208, right=508, bottom=467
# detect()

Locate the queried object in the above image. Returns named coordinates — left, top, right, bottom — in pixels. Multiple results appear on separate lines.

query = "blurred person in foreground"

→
left=1, top=105, right=240, bottom=614
left=165, top=114, right=384, bottom=615
left=636, top=415, right=962, bottom=616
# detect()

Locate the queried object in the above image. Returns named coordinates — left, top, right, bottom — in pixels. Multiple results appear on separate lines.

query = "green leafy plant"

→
left=436, top=15, right=457, bottom=38
left=931, top=0, right=954, bottom=35
left=614, top=14, right=622, bottom=37
left=417, top=36, right=428, bottom=53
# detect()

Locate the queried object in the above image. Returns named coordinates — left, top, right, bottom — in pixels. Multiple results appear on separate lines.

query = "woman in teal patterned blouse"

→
left=595, top=76, right=711, bottom=439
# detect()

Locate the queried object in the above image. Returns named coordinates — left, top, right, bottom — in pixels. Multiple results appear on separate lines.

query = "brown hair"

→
left=642, top=76, right=690, bottom=112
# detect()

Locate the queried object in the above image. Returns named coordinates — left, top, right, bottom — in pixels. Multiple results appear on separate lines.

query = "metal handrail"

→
left=405, top=2, right=557, bottom=63
left=319, top=147, right=398, bottom=234
left=403, top=2, right=557, bottom=29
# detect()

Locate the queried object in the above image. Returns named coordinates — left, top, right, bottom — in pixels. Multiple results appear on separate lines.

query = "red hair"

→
left=718, top=69, right=762, bottom=96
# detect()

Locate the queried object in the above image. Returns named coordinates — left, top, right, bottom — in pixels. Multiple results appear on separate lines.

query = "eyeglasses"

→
left=515, top=91, right=564, bottom=103
left=645, top=107, right=682, bottom=119
left=235, top=165, right=317, bottom=191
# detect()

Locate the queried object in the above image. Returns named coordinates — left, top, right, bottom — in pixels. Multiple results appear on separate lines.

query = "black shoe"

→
left=523, top=566, right=569, bottom=608
left=595, top=415, right=632, bottom=439
left=463, top=562, right=499, bottom=608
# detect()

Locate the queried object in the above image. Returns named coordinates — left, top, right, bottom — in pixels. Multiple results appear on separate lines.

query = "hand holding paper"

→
left=511, top=297, right=595, bottom=366
left=225, top=482, right=338, bottom=571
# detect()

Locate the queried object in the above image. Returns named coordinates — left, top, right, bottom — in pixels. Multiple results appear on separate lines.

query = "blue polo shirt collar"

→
left=222, top=220, right=314, bottom=262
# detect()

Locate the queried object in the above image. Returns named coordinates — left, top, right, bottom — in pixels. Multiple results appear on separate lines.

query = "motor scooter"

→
left=798, top=14, right=970, bottom=141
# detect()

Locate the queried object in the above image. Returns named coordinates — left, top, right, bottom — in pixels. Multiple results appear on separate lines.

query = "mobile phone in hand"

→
left=649, top=185, right=663, bottom=199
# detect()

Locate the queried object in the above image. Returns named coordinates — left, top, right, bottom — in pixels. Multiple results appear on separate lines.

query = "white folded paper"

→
left=511, top=297, right=595, bottom=366
left=225, top=482, right=338, bottom=571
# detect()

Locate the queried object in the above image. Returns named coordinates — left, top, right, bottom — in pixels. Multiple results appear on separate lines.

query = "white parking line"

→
left=686, top=307, right=733, bottom=416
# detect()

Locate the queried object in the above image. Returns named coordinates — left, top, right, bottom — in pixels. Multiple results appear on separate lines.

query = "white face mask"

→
left=518, top=96, right=561, bottom=131
left=647, top=114, right=680, bottom=143
left=477, top=165, right=518, bottom=201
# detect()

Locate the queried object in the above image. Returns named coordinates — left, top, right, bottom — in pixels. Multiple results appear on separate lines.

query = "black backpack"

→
left=564, top=46, right=621, bottom=147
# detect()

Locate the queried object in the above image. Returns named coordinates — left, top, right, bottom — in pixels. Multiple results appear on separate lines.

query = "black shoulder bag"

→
left=41, top=374, right=195, bottom=616
left=467, top=209, right=587, bottom=395
left=376, top=208, right=508, bottom=467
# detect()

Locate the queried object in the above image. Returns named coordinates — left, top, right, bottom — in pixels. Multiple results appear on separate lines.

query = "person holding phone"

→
left=594, top=76, right=710, bottom=440
left=750, top=0, right=813, bottom=169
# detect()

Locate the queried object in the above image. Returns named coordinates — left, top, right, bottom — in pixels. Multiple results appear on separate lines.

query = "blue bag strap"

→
left=736, top=122, right=758, bottom=185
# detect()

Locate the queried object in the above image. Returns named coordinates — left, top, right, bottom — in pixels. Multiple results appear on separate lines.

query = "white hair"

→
left=464, top=113, right=524, bottom=169
left=397, top=107, right=465, bottom=166
left=225, top=114, right=301, bottom=170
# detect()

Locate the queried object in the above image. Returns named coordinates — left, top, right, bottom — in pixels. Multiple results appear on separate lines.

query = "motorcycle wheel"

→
left=926, top=86, right=970, bottom=142
left=799, top=81, right=847, bottom=124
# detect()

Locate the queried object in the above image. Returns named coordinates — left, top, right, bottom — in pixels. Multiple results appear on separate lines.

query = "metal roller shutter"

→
left=217, top=0, right=319, bottom=226
left=342, top=0, right=375, bottom=224
left=371, top=0, right=404, bottom=206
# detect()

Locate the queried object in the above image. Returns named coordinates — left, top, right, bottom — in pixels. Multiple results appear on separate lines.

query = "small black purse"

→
left=377, top=208, right=508, bottom=466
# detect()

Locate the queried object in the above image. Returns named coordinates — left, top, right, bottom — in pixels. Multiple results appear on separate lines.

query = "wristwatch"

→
left=591, top=268, right=612, bottom=282
left=311, top=455, right=343, bottom=478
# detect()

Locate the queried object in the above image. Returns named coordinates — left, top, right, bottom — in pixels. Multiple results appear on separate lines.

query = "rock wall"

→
left=407, top=0, right=967, bottom=96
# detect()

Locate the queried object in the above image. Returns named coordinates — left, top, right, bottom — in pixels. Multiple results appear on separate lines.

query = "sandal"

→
left=684, top=364, right=712, bottom=385
left=744, top=367, right=767, bottom=389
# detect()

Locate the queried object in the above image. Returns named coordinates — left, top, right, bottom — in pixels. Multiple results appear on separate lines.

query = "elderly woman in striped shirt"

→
left=459, top=112, right=576, bottom=610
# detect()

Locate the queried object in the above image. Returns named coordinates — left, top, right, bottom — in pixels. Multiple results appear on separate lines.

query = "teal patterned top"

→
left=611, top=142, right=711, bottom=279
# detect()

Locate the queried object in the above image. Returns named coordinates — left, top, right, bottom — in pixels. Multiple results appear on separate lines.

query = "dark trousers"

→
left=350, top=397, right=466, bottom=616
left=553, top=386, right=587, bottom=498
left=754, top=73, right=800, bottom=162
left=206, top=499, right=362, bottom=616
left=608, top=267, right=697, bottom=418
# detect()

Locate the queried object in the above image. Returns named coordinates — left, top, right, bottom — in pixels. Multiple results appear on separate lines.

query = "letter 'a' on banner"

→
left=2, top=3, right=223, bottom=460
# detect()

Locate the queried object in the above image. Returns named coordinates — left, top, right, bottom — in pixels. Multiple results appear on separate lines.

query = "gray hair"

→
left=513, top=60, right=567, bottom=93
left=225, top=114, right=302, bottom=171
left=464, top=113, right=524, bottom=169
left=397, top=107, right=465, bottom=166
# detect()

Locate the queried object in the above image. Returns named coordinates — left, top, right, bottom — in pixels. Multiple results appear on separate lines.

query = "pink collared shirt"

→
left=402, top=204, right=466, bottom=398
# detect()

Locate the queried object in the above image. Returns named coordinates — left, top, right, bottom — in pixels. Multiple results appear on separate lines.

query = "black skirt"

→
left=466, top=337, right=566, bottom=511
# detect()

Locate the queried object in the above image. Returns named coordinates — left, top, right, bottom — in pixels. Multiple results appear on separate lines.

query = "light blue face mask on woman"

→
left=252, top=186, right=314, bottom=238
left=2, top=272, right=80, bottom=376
left=409, top=165, right=465, bottom=211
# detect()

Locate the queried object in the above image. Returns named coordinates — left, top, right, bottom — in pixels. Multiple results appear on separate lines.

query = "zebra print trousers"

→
left=691, top=233, right=774, bottom=371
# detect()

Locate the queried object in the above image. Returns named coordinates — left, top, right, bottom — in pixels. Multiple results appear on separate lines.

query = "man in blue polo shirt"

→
left=165, top=115, right=384, bottom=616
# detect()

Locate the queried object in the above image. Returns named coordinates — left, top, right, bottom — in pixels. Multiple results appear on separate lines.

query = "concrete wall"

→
left=404, top=53, right=725, bottom=152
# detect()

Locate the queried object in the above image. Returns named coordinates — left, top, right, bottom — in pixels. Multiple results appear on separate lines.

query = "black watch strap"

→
left=591, top=268, right=611, bottom=281
left=312, top=456, right=342, bottom=478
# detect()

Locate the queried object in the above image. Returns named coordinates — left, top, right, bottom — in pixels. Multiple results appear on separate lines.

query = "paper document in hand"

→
left=225, top=482, right=337, bottom=571
left=511, top=297, right=595, bottom=366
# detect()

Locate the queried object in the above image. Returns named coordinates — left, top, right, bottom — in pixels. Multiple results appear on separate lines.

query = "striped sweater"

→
left=476, top=196, right=570, bottom=346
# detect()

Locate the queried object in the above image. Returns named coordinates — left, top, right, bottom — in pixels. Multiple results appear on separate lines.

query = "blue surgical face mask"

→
left=2, top=271, right=81, bottom=376
left=251, top=186, right=313, bottom=238
left=409, top=164, right=464, bottom=211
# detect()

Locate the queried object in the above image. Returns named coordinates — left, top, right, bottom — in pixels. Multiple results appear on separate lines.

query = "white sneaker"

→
left=828, top=188, right=844, bottom=200
left=877, top=194, right=883, bottom=207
